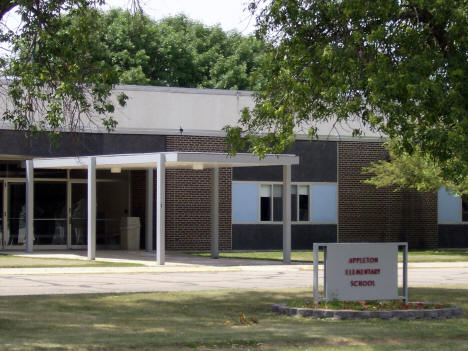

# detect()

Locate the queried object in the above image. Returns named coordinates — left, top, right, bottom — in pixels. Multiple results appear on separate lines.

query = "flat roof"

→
left=32, top=152, right=299, bottom=170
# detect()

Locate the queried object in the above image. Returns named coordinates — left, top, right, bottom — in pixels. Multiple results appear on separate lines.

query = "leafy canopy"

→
left=95, top=10, right=265, bottom=90
left=0, top=0, right=127, bottom=134
left=225, top=0, right=468, bottom=190
left=0, top=3, right=264, bottom=134
left=364, top=140, right=468, bottom=196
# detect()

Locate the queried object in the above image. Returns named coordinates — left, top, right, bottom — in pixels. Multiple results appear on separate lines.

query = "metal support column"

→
left=87, top=157, right=96, bottom=260
left=146, top=168, right=154, bottom=252
left=210, top=167, right=219, bottom=259
left=156, top=154, right=165, bottom=265
left=282, top=164, right=291, bottom=264
left=25, top=160, right=34, bottom=253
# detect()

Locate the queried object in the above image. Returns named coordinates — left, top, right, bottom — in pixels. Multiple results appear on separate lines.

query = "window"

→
left=291, top=185, right=309, bottom=222
left=260, top=185, right=272, bottom=221
left=232, top=182, right=337, bottom=224
left=273, top=185, right=283, bottom=221
left=438, top=188, right=466, bottom=224
left=463, top=195, right=468, bottom=222
left=260, top=183, right=310, bottom=222
left=260, top=184, right=284, bottom=222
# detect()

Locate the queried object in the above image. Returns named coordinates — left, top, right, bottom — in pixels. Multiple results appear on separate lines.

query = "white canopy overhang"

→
left=31, top=151, right=299, bottom=170
left=25, top=152, right=299, bottom=265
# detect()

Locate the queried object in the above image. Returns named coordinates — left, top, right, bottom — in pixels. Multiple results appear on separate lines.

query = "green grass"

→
left=188, top=250, right=468, bottom=263
left=0, top=254, right=144, bottom=268
left=0, top=287, right=466, bottom=350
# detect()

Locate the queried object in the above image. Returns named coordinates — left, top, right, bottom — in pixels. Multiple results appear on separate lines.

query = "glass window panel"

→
left=298, top=185, right=309, bottom=195
left=291, top=185, right=297, bottom=195
left=463, top=195, right=468, bottom=222
left=7, top=162, right=25, bottom=178
left=298, top=185, right=309, bottom=221
left=97, top=181, right=128, bottom=246
left=0, top=163, right=7, bottom=177
left=34, top=220, right=67, bottom=245
left=273, top=185, right=282, bottom=221
left=34, top=182, right=67, bottom=245
left=291, top=185, right=297, bottom=222
left=260, top=197, right=271, bottom=221
left=71, top=183, right=87, bottom=245
left=260, top=184, right=271, bottom=197
left=34, top=169, right=67, bottom=179
left=7, top=182, right=25, bottom=246
left=70, top=170, right=87, bottom=179
left=260, top=185, right=272, bottom=221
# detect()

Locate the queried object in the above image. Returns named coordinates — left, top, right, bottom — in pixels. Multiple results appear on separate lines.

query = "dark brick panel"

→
left=232, top=224, right=337, bottom=250
left=439, top=225, right=468, bottom=248
left=233, top=140, right=337, bottom=182
left=0, top=130, right=165, bottom=157
left=338, top=142, right=438, bottom=249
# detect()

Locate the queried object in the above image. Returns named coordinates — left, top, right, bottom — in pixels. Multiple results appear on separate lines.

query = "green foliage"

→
left=0, top=0, right=125, bottom=133
left=0, top=4, right=264, bottom=134
left=226, top=0, right=468, bottom=188
left=363, top=141, right=468, bottom=196
left=97, top=10, right=265, bottom=89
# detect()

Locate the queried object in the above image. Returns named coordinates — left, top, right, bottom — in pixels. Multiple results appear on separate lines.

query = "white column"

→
left=87, top=157, right=96, bottom=260
left=145, top=168, right=154, bottom=252
left=25, top=160, right=34, bottom=253
left=210, top=167, right=219, bottom=258
left=282, top=165, right=291, bottom=264
left=156, top=154, right=165, bottom=265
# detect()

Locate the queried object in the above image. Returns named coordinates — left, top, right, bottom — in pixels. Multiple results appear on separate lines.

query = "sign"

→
left=313, top=243, right=408, bottom=302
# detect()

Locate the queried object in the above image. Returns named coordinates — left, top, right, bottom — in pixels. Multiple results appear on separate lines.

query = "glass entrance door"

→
left=6, top=182, right=26, bottom=247
left=70, top=183, right=87, bottom=247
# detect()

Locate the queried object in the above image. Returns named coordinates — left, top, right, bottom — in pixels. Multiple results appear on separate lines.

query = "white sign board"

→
left=321, top=243, right=401, bottom=301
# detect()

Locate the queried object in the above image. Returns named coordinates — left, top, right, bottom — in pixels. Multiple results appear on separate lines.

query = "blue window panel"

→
left=311, top=184, right=337, bottom=223
left=438, top=187, right=461, bottom=223
left=232, top=183, right=258, bottom=223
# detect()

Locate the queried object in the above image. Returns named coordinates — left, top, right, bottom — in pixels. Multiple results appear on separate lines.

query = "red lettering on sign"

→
left=347, top=257, right=379, bottom=264
left=350, top=280, right=375, bottom=287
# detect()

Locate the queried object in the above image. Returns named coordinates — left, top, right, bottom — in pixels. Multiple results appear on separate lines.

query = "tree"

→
left=0, top=1, right=130, bottom=135
left=96, top=11, right=265, bottom=90
left=363, top=140, right=468, bottom=196
left=225, top=0, right=468, bottom=189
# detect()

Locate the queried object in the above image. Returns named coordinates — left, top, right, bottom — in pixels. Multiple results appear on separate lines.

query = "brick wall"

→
left=338, top=142, right=438, bottom=248
left=165, top=135, right=232, bottom=250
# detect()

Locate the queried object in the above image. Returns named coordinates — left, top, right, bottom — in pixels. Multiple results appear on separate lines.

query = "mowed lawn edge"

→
left=0, top=254, right=144, bottom=268
left=187, top=250, right=468, bottom=263
left=0, top=287, right=466, bottom=350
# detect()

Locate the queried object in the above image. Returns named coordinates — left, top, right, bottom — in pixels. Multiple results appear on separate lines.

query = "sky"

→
left=104, top=0, right=257, bottom=34
left=1, top=1, right=258, bottom=36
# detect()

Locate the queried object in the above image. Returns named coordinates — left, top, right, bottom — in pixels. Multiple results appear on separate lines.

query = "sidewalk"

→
left=1, top=250, right=468, bottom=276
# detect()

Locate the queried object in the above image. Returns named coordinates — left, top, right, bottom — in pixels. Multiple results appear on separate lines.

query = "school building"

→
left=0, top=85, right=466, bottom=255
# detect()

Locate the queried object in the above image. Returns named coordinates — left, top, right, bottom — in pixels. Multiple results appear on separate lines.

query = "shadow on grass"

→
left=0, top=287, right=466, bottom=350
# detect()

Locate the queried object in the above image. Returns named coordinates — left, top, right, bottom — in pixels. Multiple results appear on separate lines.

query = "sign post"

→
left=313, top=243, right=408, bottom=303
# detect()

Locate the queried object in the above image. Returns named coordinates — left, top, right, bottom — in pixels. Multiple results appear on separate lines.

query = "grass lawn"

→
left=0, top=287, right=466, bottom=350
left=0, top=254, right=143, bottom=268
left=188, top=250, right=468, bottom=263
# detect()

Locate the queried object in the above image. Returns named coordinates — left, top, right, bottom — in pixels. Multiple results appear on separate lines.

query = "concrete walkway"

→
left=2, top=250, right=468, bottom=276
left=2, top=250, right=468, bottom=275
left=0, top=250, right=468, bottom=296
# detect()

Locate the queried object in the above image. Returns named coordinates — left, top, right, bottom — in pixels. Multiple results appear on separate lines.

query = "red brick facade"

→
left=165, top=135, right=232, bottom=250
left=338, top=142, right=438, bottom=248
